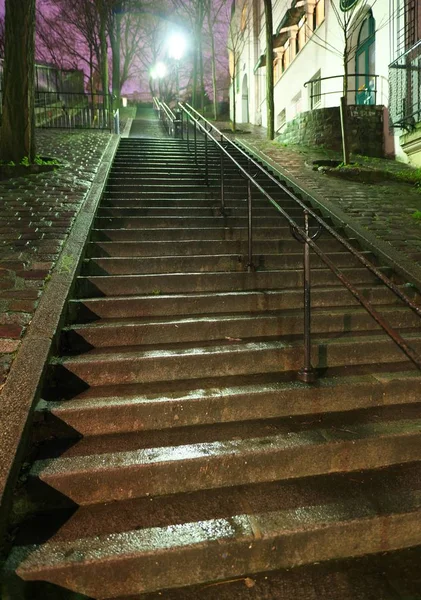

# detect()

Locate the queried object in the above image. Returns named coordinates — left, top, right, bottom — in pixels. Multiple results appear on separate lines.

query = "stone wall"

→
left=276, top=105, right=385, bottom=158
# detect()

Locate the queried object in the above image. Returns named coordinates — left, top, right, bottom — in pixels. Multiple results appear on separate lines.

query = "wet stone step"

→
left=93, top=216, right=324, bottom=229
left=60, top=306, right=419, bottom=352
left=75, top=266, right=394, bottom=297
left=67, top=286, right=418, bottom=322
left=7, top=464, right=421, bottom=598
left=27, top=407, right=421, bottom=504
left=82, top=252, right=375, bottom=276
left=90, top=226, right=344, bottom=242
left=96, top=207, right=301, bottom=218
left=85, top=238, right=355, bottom=257
left=34, top=370, right=421, bottom=437
left=52, top=333, right=421, bottom=387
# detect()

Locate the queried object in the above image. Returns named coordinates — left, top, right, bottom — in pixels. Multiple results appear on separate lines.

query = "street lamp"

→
left=150, top=62, right=167, bottom=100
left=168, top=33, right=187, bottom=100
left=150, top=62, right=167, bottom=80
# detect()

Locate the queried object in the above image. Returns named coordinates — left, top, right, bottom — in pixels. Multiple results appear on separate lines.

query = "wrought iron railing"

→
left=303, top=73, right=379, bottom=107
left=389, top=40, right=421, bottom=130
left=161, top=100, right=421, bottom=382
left=34, top=91, right=115, bottom=131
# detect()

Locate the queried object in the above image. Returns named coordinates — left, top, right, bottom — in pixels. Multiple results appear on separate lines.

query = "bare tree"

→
left=227, top=0, right=251, bottom=131
left=172, top=0, right=209, bottom=109
left=204, top=0, right=229, bottom=120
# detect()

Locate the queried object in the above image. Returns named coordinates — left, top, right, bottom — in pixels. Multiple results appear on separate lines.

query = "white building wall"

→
left=231, top=0, right=395, bottom=141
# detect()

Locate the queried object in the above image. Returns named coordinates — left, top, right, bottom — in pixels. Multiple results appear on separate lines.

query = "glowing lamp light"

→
left=150, top=62, right=167, bottom=79
left=168, top=34, right=187, bottom=61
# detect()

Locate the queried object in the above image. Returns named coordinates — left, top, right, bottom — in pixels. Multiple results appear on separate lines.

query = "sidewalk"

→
left=0, top=129, right=112, bottom=386
left=221, top=122, right=421, bottom=287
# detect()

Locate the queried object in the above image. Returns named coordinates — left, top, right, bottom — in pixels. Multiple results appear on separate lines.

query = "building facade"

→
left=230, top=0, right=421, bottom=162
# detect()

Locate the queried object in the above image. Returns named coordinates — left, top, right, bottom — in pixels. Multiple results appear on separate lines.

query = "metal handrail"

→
left=154, top=97, right=182, bottom=137
left=178, top=102, right=421, bottom=379
left=303, top=73, right=379, bottom=105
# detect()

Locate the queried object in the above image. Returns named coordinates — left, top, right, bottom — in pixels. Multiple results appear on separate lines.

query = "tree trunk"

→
left=192, top=44, right=198, bottom=108
left=97, top=1, right=109, bottom=109
left=232, top=62, right=237, bottom=132
left=340, top=55, right=350, bottom=164
left=199, top=33, right=204, bottom=111
left=263, top=0, right=274, bottom=140
left=110, top=8, right=122, bottom=110
left=0, top=0, right=36, bottom=163
left=206, top=5, right=218, bottom=120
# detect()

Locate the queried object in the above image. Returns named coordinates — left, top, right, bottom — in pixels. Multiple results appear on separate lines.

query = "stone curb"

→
left=0, top=134, right=120, bottom=546
left=237, top=139, right=421, bottom=293
left=121, top=118, right=133, bottom=138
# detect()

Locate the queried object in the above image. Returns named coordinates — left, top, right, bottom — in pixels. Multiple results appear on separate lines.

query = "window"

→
left=313, top=0, right=325, bottom=30
left=273, top=57, right=282, bottom=84
left=297, top=17, right=306, bottom=51
left=291, top=92, right=302, bottom=118
left=309, top=69, right=322, bottom=109
left=277, top=108, right=286, bottom=131
left=355, top=12, right=376, bottom=105
left=282, top=40, right=290, bottom=71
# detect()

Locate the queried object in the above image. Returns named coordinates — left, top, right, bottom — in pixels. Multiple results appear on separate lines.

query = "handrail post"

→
left=220, top=147, right=225, bottom=215
left=186, top=114, right=190, bottom=150
left=204, top=130, right=209, bottom=185
left=247, top=178, right=254, bottom=271
left=194, top=121, right=197, bottom=164
left=298, top=211, right=317, bottom=384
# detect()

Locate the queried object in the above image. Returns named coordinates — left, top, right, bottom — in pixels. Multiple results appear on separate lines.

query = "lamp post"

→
left=168, top=33, right=187, bottom=101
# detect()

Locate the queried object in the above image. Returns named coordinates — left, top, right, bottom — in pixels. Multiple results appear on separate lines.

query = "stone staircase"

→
left=3, top=137, right=421, bottom=599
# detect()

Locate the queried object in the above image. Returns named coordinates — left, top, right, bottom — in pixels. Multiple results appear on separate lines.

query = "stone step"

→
left=108, top=167, right=272, bottom=178
left=90, top=226, right=326, bottom=242
left=29, top=405, right=421, bottom=505
left=68, top=286, right=417, bottom=323
left=35, top=370, right=421, bottom=437
left=83, top=251, right=374, bottom=276
left=86, top=238, right=352, bottom=258
left=93, top=216, right=321, bottom=228
left=99, top=198, right=297, bottom=209
left=76, top=267, right=393, bottom=297
left=61, top=306, right=419, bottom=351
left=135, top=547, right=421, bottom=600
left=96, top=206, right=302, bottom=218
left=52, top=332, right=421, bottom=387
left=7, top=464, right=421, bottom=598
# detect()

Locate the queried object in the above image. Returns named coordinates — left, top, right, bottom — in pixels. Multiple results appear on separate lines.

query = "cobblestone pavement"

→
left=0, top=129, right=111, bottom=385
left=221, top=122, right=421, bottom=272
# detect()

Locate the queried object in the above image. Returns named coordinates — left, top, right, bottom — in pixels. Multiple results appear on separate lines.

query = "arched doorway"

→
left=355, top=11, right=376, bottom=105
left=242, top=74, right=249, bottom=123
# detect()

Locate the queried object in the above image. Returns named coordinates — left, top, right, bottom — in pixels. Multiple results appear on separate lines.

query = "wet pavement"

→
left=0, top=129, right=111, bottom=386
left=129, top=107, right=168, bottom=139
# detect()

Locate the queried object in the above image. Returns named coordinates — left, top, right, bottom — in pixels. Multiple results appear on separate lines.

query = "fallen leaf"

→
left=245, top=577, right=255, bottom=588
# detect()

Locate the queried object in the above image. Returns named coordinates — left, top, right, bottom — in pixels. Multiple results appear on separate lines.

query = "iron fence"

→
left=0, top=61, right=118, bottom=131
left=34, top=91, right=114, bottom=131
